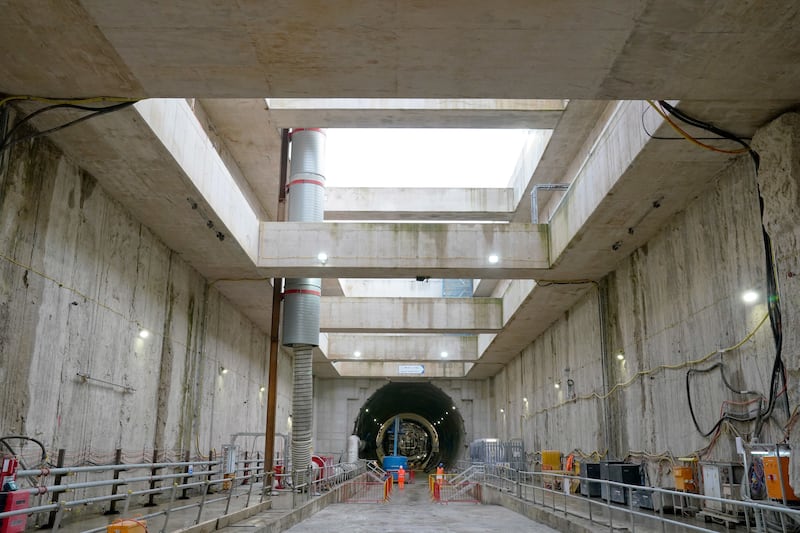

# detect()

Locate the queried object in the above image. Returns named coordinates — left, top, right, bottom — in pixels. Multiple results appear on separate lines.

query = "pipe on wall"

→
left=530, top=183, right=569, bottom=224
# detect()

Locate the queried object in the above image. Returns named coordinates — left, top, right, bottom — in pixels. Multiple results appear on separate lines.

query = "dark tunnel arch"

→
left=352, top=381, right=464, bottom=471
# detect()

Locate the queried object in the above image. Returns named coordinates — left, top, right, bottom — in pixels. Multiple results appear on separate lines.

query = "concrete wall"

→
left=0, top=131, right=289, bottom=464
left=490, top=115, right=799, bottom=487
left=312, top=378, right=489, bottom=460
left=753, top=113, right=800, bottom=489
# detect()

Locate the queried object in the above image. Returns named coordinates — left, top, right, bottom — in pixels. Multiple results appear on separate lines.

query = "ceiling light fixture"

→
left=440, top=351, right=448, bottom=358
left=354, top=351, right=361, bottom=358
left=139, top=329, right=150, bottom=339
left=488, top=254, right=499, bottom=264
left=317, top=252, right=328, bottom=264
left=741, top=290, right=758, bottom=304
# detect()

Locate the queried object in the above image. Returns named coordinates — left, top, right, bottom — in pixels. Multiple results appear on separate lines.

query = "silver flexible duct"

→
left=290, top=345, right=314, bottom=486
left=282, top=128, right=325, bottom=487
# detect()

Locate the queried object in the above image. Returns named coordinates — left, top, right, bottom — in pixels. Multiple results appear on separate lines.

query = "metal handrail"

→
left=481, top=464, right=800, bottom=532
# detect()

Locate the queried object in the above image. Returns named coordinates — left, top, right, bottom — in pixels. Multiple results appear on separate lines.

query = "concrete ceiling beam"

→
left=320, top=297, right=502, bottom=333
left=266, top=109, right=563, bottom=129
left=325, top=187, right=515, bottom=221
left=331, top=361, right=471, bottom=378
left=325, top=334, right=479, bottom=361
left=258, top=222, right=549, bottom=279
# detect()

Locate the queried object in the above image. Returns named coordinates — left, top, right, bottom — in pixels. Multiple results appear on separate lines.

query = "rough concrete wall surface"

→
left=490, top=290, right=605, bottom=455
left=604, top=156, right=773, bottom=464
left=492, top=134, right=791, bottom=487
left=0, top=135, right=277, bottom=470
left=753, top=113, right=800, bottom=491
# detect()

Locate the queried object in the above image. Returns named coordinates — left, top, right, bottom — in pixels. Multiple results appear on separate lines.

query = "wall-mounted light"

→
left=353, top=351, right=361, bottom=358
left=500, top=408, right=505, bottom=413
left=554, top=382, right=560, bottom=389
left=616, top=351, right=625, bottom=361
left=440, top=351, right=448, bottom=358
left=741, top=290, right=758, bottom=304
left=317, top=252, right=328, bottom=264
left=139, top=329, right=150, bottom=339
left=219, top=366, right=228, bottom=375
left=259, top=385, right=266, bottom=392
left=452, top=405, right=456, bottom=410
left=488, top=254, right=499, bottom=264
left=523, top=397, right=528, bottom=403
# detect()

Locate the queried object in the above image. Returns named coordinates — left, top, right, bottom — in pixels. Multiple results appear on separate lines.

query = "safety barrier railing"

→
left=1, top=457, right=268, bottom=532
left=428, top=473, right=482, bottom=504
left=340, top=474, right=392, bottom=503
left=289, top=460, right=366, bottom=508
left=482, top=464, right=800, bottom=532
left=2, top=457, right=368, bottom=529
left=449, top=463, right=484, bottom=486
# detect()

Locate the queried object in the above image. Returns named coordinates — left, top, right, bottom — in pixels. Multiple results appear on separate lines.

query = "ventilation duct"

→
left=282, top=128, right=326, bottom=487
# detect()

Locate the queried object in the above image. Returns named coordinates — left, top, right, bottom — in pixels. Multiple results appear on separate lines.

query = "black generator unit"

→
left=580, top=462, right=601, bottom=497
left=599, top=461, right=625, bottom=502
left=607, top=463, right=643, bottom=505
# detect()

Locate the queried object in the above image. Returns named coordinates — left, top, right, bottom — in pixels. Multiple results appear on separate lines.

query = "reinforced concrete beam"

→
left=326, top=334, right=479, bottom=361
left=266, top=108, right=562, bottom=129
left=324, top=187, right=515, bottom=221
left=258, top=222, right=550, bottom=279
left=320, top=297, right=502, bottom=333
left=331, top=361, right=470, bottom=378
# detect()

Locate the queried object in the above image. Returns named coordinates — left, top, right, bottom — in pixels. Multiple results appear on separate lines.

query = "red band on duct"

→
left=289, top=128, right=326, bottom=138
left=287, top=179, right=325, bottom=189
left=284, top=289, right=321, bottom=297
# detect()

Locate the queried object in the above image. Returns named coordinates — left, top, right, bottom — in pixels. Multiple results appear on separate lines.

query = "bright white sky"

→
left=324, top=129, right=530, bottom=188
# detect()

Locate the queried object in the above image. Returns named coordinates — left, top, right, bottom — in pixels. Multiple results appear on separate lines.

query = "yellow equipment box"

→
left=107, top=519, right=147, bottom=533
left=763, top=456, right=799, bottom=503
left=541, top=450, right=562, bottom=470
left=673, top=466, right=697, bottom=493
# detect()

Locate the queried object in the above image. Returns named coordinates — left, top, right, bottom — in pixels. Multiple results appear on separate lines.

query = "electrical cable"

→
left=0, top=102, right=127, bottom=148
left=640, top=105, right=751, bottom=142
left=685, top=363, right=766, bottom=437
left=527, top=312, right=769, bottom=420
left=651, top=101, right=790, bottom=439
left=0, top=101, right=135, bottom=153
left=0, top=95, right=137, bottom=108
left=645, top=100, right=750, bottom=155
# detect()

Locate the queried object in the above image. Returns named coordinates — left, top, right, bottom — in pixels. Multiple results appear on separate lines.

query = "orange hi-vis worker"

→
left=436, top=464, right=444, bottom=485
left=397, top=465, right=405, bottom=489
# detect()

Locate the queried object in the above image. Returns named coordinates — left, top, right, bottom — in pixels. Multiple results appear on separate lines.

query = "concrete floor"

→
left=281, top=482, right=559, bottom=533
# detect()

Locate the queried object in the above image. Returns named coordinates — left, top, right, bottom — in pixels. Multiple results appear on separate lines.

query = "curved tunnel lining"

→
left=353, top=382, right=464, bottom=470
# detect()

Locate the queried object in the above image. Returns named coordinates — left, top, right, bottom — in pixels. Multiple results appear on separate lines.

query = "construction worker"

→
left=397, top=465, right=405, bottom=489
left=434, top=463, right=444, bottom=501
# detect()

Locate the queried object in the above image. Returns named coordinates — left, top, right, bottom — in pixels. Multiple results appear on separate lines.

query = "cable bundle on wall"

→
left=0, top=95, right=137, bottom=154
left=647, top=101, right=790, bottom=441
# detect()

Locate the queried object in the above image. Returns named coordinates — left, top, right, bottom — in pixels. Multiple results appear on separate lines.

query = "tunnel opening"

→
left=352, top=382, right=464, bottom=471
